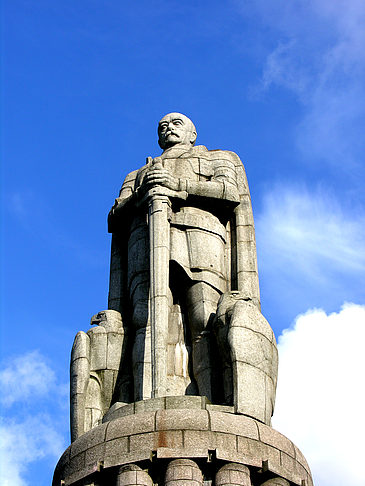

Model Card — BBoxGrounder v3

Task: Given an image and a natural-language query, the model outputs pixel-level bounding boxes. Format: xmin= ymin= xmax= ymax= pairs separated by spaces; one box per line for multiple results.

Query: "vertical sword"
xmin=145 ymin=156 xmax=187 ymax=398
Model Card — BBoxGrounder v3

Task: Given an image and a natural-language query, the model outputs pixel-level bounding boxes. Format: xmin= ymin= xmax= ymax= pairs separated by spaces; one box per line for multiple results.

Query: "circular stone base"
xmin=53 ymin=397 xmax=313 ymax=486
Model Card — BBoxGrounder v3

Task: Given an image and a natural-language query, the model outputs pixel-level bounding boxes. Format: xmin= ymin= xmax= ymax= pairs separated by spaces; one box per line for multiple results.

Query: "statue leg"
xmin=130 ymin=273 xmax=174 ymax=401
xmin=185 ymin=282 xmax=220 ymax=402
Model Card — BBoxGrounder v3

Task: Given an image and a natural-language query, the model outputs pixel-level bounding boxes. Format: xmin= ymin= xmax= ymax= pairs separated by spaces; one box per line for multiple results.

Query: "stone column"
xmin=116 ymin=464 xmax=153 ymax=486
xmin=259 ymin=479 xmax=290 ymax=486
xmin=164 ymin=459 xmax=203 ymax=486
xmin=215 ymin=463 xmax=252 ymax=486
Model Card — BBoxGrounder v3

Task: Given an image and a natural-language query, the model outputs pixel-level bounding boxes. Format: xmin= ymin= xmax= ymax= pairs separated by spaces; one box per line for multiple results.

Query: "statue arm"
xmin=178 ymin=155 xmax=240 ymax=204
xmin=178 ymin=178 xmax=239 ymax=203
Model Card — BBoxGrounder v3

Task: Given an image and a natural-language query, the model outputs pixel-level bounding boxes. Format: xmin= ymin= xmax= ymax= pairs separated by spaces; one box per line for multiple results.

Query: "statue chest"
xmin=163 ymin=157 xmax=214 ymax=181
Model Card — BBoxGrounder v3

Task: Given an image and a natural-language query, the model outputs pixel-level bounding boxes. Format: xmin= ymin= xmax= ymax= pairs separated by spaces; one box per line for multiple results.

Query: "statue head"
xmin=158 ymin=113 xmax=197 ymax=150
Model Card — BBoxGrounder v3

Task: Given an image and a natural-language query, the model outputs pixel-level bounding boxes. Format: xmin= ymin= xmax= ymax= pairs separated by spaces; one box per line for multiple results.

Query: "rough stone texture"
xmin=165 ymin=459 xmax=203 ymax=486
xmin=53 ymin=402 xmax=313 ymax=486
xmin=54 ymin=114 xmax=313 ymax=486
xmin=105 ymin=113 xmax=268 ymax=413
xmin=216 ymin=463 xmax=251 ymax=486
xmin=116 ymin=465 xmax=153 ymax=486
xmin=259 ymin=480 xmax=290 ymax=486
xmin=214 ymin=294 xmax=278 ymax=424
xmin=70 ymin=113 xmax=279 ymax=436
xmin=70 ymin=310 xmax=130 ymax=441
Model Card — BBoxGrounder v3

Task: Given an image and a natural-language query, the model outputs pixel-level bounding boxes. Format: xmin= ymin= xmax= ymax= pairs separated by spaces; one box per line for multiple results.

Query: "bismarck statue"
xmin=55 ymin=114 xmax=313 ymax=486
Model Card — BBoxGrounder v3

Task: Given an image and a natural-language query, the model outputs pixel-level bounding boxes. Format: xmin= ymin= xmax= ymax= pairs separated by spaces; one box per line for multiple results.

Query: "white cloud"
xmin=0 ymin=351 xmax=68 ymax=485
xmin=257 ymin=185 xmax=365 ymax=274
xmin=0 ymin=415 xmax=65 ymax=486
xmin=237 ymin=0 xmax=365 ymax=167
xmin=0 ymin=351 xmax=56 ymax=406
xmin=272 ymin=303 xmax=365 ymax=486
xmin=256 ymin=185 xmax=365 ymax=312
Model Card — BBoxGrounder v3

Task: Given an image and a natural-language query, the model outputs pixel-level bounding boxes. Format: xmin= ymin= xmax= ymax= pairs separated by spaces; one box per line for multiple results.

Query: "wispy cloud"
xmin=0 ymin=351 xmax=68 ymax=486
xmin=0 ymin=415 xmax=65 ymax=486
xmin=237 ymin=0 xmax=365 ymax=168
xmin=272 ymin=303 xmax=365 ymax=486
xmin=256 ymin=184 xmax=365 ymax=313
xmin=257 ymin=185 xmax=365 ymax=275
xmin=0 ymin=351 xmax=56 ymax=406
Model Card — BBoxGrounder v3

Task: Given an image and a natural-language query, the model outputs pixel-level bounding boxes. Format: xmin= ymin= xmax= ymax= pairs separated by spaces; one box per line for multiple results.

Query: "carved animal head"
xmin=215 ymin=291 xmax=251 ymax=327
xmin=90 ymin=309 xmax=123 ymax=331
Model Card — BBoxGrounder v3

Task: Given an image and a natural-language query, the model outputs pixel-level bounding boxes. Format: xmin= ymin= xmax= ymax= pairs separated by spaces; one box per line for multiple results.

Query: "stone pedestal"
xmin=53 ymin=397 xmax=313 ymax=486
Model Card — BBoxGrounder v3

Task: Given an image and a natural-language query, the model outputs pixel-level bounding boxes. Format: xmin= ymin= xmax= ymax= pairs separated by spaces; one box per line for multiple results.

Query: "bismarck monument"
xmin=53 ymin=114 xmax=313 ymax=486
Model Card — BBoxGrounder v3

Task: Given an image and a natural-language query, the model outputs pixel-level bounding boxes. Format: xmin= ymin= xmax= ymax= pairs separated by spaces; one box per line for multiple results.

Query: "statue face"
xmin=158 ymin=113 xmax=197 ymax=150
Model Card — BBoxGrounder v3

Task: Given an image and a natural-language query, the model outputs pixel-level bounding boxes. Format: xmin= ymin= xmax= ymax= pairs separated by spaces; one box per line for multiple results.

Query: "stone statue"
xmin=56 ymin=114 xmax=313 ymax=486
xmin=70 ymin=113 xmax=277 ymax=440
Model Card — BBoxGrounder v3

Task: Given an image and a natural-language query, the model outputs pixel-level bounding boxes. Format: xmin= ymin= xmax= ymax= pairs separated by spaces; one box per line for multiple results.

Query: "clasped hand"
xmin=142 ymin=166 xmax=179 ymax=192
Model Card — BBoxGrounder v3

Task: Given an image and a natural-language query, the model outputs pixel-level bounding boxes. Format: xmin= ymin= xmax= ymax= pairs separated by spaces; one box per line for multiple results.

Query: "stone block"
xmin=85 ymin=443 xmax=105 ymax=466
xmin=70 ymin=423 xmax=107 ymax=457
xmin=183 ymin=430 xmax=237 ymax=451
xmin=116 ymin=466 xmax=153 ymax=486
xmin=104 ymin=449 xmax=152 ymax=469
xmin=129 ymin=430 xmax=183 ymax=451
xmin=104 ymin=436 xmax=129 ymax=465
xmin=68 ymin=452 xmax=85 ymax=476
xmin=237 ymin=437 xmax=280 ymax=465
xmin=134 ymin=397 xmax=165 ymax=413
xmin=280 ymin=451 xmax=299 ymax=474
xmin=156 ymin=409 xmax=209 ymax=431
xmin=106 ymin=411 xmax=155 ymax=440
xmin=206 ymin=404 xmax=234 ymax=414
xmin=103 ymin=402 xmax=135 ymax=422
xmin=294 ymin=444 xmax=310 ymax=471
xmin=209 ymin=412 xmax=258 ymax=439
xmin=257 ymin=424 xmax=295 ymax=458
xmin=260 ymin=479 xmax=290 ymax=486
xmin=216 ymin=463 xmax=251 ymax=486
xmin=165 ymin=459 xmax=203 ymax=486
xmin=165 ymin=395 xmax=206 ymax=410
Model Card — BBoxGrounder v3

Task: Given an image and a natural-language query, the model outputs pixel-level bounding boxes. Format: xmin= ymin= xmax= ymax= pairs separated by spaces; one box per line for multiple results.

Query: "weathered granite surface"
xmin=54 ymin=114 xmax=313 ymax=486
xmin=54 ymin=397 xmax=313 ymax=486
xmin=71 ymin=113 xmax=278 ymax=441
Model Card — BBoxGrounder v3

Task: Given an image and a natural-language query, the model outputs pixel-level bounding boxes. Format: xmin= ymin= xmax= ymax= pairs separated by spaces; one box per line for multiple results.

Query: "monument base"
xmin=53 ymin=397 xmax=313 ymax=486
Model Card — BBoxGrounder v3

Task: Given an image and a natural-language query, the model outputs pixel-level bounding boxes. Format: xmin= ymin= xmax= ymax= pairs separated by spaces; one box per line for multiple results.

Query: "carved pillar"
xmin=165 ymin=459 xmax=203 ymax=486
xmin=215 ymin=463 xmax=251 ymax=486
xmin=116 ymin=464 xmax=153 ymax=486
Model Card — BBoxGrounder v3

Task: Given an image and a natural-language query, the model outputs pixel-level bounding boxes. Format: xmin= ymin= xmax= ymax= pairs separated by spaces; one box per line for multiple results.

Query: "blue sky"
xmin=1 ymin=1 xmax=364 ymax=485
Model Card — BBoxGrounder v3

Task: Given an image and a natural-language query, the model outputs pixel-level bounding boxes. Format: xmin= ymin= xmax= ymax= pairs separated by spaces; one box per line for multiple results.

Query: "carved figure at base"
xmin=214 ymin=291 xmax=278 ymax=424
xmin=70 ymin=309 xmax=131 ymax=441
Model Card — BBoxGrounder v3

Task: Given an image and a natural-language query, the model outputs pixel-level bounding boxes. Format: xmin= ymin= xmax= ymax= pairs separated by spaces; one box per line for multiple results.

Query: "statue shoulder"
xmin=199 ymin=148 xmax=246 ymax=175
xmin=122 ymin=169 xmax=139 ymax=185
xmin=206 ymin=148 xmax=243 ymax=165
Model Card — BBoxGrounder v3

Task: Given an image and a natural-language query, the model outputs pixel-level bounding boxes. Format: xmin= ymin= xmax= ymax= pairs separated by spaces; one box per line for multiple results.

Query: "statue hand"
xmin=143 ymin=167 xmax=179 ymax=191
